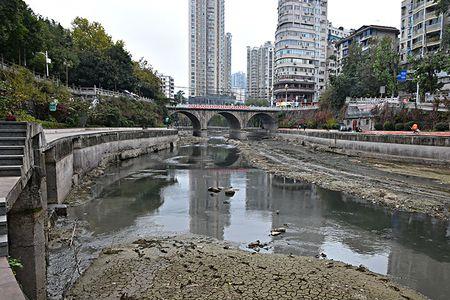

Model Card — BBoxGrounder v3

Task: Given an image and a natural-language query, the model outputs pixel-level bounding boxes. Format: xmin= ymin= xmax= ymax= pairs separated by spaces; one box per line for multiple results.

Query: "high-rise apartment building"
xmin=335 ymin=25 xmax=399 ymax=73
xmin=246 ymin=42 xmax=275 ymax=101
xmin=400 ymin=0 xmax=449 ymax=64
xmin=189 ymin=0 xmax=231 ymax=97
xmin=231 ymin=72 xmax=247 ymax=89
xmin=158 ymin=74 xmax=175 ymax=99
xmin=223 ymin=33 xmax=232 ymax=95
xmin=326 ymin=23 xmax=350 ymax=84
xmin=274 ymin=0 xmax=329 ymax=103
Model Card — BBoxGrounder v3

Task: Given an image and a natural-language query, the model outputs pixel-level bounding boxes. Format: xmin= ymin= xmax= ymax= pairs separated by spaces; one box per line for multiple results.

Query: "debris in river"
xmin=271 ymin=227 xmax=287 ymax=236
xmin=208 ymin=187 xmax=222 ymax=193
xmin=224 ymin=189 xmax=236 ymax=197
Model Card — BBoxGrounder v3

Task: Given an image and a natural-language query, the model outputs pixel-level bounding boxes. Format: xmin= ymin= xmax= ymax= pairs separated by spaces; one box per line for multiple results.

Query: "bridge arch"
xmin=206 ymin=111 xmax=242 ymax=131
xmin=246 ymin=112 xmax=278 ymax=131
xmin=169 ymin=111 xmax=202 ymax=136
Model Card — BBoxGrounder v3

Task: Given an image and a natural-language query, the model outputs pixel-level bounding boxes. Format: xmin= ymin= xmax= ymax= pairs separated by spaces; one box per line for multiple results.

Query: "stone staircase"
xmin=0 ymin=122 xmax=27 ymax=257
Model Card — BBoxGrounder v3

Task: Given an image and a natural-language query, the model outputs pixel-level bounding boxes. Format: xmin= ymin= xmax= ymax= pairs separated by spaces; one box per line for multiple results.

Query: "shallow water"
xmin=51 ymin=137 xmax=450 ymax=300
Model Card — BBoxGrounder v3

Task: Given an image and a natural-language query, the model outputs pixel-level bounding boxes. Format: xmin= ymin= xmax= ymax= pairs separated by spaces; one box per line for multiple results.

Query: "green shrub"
xmin=307 ymin=120 xmax=318 ymax=129
xmin=374 ymin=123 xmax=383 ymax=131
xmin=434 ymin=122 xmax=449 ymax=131
xmin=395 ymin=123 xmax=405 ymax=131
xmin=325 ymin=118 xmax=339 ymax=130
xmin=383 ymin=121 xmax=394 ymax=131
xmin=405 ymin=121 xmax=416 ymax=130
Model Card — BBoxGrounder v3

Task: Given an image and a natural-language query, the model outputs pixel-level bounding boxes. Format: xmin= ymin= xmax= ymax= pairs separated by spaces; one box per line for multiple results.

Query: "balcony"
xmin=426 ymin=22 xmax=441 ymax=33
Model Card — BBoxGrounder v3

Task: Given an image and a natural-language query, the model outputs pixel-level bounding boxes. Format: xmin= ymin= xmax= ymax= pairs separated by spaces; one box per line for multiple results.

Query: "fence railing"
xmin=168 ymin=104 xmax=319 ymax=112
xmin=69 ymin=87 xmax=154 ymax=103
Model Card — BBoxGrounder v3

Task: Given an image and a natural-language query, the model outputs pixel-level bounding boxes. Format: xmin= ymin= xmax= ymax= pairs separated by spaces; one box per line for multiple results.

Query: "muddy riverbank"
xmin=232 ymin=135 xmax=450 ymax=221
xmin=67 ymin=235 xmax=425 ymax=300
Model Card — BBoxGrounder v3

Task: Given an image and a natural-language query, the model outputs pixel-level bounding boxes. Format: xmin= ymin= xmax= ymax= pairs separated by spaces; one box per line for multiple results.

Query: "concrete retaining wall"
xmin=277 ymin=130 xmax=450 ymax=163
xmin=45 ymin=129 xmax=178 ymax=204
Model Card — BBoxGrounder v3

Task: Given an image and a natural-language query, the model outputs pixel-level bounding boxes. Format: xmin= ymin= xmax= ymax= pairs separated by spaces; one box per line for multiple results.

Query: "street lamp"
xmin=285 ymin=84 xmax=288 ymax=102
xmin=38 ymin=51 xmax=51 ymax=77
xmin=63 ymin=60 xmax=72 ymax=87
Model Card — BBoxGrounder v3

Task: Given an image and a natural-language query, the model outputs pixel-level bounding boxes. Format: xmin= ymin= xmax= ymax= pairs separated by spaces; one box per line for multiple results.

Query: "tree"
xmin=245 ymin=99 xmax=269 ymax=107
xmin=371 ymin=37 xmax=399 ymax=96
xmin=71 ymin=17 xmax=113 ymax=53
xmin=410 ymin=52 xmax=448 ymax=97
xmin=133 ymin=59 xmax=164 ymax=99
xmin=0 ymin=0 xmax=43 ymax=65
xmin=174 ymin=90 xmax=186 ymax=104
xmin=435 ymin=0 xmax=449 ymax=16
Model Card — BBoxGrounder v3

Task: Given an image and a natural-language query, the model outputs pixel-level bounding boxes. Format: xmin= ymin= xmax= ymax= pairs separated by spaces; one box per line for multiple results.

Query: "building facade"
xmin=400 ymin=0 xmax=449 ymax=64
xmin=273 ymin=0 xmax=329 ymax=103
xmin=189 ymin=0 xmax=230 ymax=97
xmin=231 ymin=72 xmax=247 ymax=89
xmin=326 ymin=22 xmax=350 ymax=85
xmin=336 ymin=25 xmax=400 ymax=73
xmin=223 ymin=33 xmax=233 ymax=95
xmin=158 ymin=74 xmax=175 ymax=99
xmin=246 ymin=42 xmax=275 ymax=102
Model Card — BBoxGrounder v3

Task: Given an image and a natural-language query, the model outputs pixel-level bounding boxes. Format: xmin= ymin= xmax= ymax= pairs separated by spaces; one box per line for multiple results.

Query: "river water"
xmin=49 ymin=137 xmax=450 ymax=300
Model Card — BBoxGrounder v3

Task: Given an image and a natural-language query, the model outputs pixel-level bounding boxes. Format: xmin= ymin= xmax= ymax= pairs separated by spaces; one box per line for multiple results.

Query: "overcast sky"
xmin=25 ymin=0 xmax=401 ymax=91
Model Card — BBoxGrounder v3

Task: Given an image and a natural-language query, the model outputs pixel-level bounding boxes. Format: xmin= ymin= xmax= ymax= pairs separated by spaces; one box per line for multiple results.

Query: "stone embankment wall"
xmin=44 ymin=129 xmax=178 ymax=204
xmin=278 ymin=130 xmax=450 ymax=163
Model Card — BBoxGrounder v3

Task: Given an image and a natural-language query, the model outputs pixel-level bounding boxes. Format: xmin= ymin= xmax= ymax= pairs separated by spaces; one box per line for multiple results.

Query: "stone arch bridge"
xmin=167 ymin=105 xmax=295 ymax=139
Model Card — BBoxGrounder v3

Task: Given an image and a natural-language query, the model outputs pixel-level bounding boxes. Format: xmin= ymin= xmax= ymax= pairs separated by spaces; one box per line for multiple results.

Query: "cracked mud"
xmin=67 ymin=236 xmax=425 ymax=300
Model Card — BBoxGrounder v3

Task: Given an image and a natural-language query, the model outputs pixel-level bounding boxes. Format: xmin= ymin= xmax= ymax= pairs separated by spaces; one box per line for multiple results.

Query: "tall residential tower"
xmin=246 ymin=42 xmax=275 ymax=102
xmin=400 ymin=0 xmax=449 ymax=64
xmin=189 ymin=0 xmax=231 ymax=97
xmin=274 ymin=0 xmax=329 ymax=103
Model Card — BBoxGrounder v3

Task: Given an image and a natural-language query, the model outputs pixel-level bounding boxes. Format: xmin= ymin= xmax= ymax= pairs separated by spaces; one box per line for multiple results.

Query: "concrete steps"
xmin=0 ymin=215 xmax=6 ymax=235
xmin=0 ymin=123 xmax=27 ymax=258
xmin=0 ymin=155 xmax=24 ymax=166
xmin=0 ymin=234 xmax=7 ymax=257
xmin=0 ymin=197 xmax=7 ymax=256
xmin=0 ymin=121 xmax=27 ymax=130
xmin=0 ymin=129 xmax=27 ymax=138
xmin=0 ymin=146 xmax=25 ymax=156
xmin=0 ymin=137 xmax=26 ymax=146
xmin=0 ymin=165 xmax=22 ymax=177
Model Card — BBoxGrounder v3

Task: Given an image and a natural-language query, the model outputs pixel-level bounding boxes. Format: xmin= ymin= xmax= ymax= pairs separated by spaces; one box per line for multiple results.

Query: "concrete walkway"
xmin=0 ymin=257 xmax=26 ymax=300
xmin=43 ymin=127 xmax=145 ymax=143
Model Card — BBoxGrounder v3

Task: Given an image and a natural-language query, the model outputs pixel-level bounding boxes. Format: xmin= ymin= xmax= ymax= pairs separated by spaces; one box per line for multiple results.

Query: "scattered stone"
xmin=356 ymin=265 xmax=368 ymax=272
xmin=102 ymin=248 xmax=123 ymax=255
xmin=224 ymin=189 xmax=236 ymax=197
xmin=208 ymin=187 xmax=221 ymax=193
xmin=248 ymin=240 xmax=261 ymax=249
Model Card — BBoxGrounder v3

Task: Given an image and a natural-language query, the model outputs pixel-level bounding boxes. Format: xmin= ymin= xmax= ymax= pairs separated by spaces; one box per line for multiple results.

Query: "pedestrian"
xmin=411 ymin=123 xmax=420 ymax=134
xmin=5 ymin=111 xmax=16 ymax=122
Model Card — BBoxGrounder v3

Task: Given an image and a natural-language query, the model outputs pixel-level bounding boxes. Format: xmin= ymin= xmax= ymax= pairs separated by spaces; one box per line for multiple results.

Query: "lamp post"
xmin=38 ymin=51 xmax=51 ymax=77
xmin=285 ymin=84 xmax=288 ymax=102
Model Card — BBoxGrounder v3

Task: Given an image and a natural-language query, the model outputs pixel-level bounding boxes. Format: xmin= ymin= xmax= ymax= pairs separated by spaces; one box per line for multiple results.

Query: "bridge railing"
xmin=167 ymin=104 xmax=319 ymax=111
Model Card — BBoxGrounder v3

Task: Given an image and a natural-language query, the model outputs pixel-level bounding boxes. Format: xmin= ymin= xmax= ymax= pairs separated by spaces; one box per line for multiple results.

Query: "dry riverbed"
xmin=55 ymin=133 xmax=447 ymax=299
xmin=67 ymin=236 xmax=425 ymax=300
xmin=232 ymin=136 xmax=450 ymax=220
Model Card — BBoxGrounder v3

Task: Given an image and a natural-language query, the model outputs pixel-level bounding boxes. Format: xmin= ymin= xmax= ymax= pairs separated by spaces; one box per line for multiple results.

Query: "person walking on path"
xmin=411 ymin=123 xmax=420 ymax=134
xmin=5 ymin=111 xmax=16 ymax=121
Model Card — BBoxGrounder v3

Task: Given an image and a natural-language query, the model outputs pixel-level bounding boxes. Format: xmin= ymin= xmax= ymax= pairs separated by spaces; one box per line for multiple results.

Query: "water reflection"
xmin=68 ymin=142 xmax=450 ymax=300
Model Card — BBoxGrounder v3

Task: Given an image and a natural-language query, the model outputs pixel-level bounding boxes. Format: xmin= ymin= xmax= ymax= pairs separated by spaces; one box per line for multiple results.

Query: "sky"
xmin=25 ymin=0 xmax=402 ymax=91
